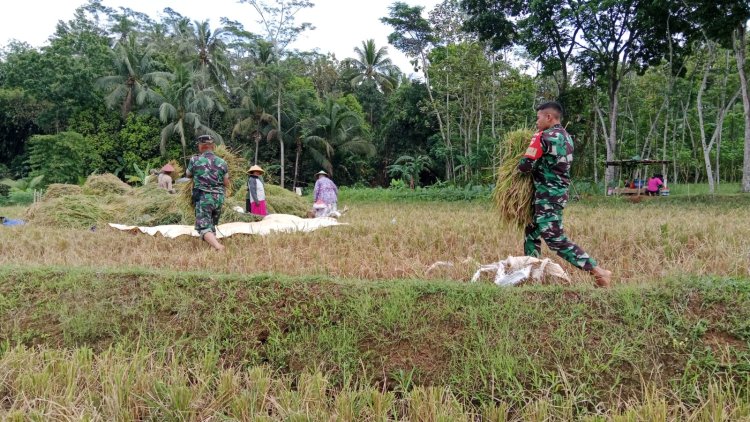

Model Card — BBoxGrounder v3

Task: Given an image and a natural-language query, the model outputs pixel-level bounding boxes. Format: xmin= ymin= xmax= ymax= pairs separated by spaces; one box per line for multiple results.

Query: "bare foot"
xmin=203 ymin=232 xmax=225 ymax=251
xmin=590 ymin=266 xmax=612 ymax=288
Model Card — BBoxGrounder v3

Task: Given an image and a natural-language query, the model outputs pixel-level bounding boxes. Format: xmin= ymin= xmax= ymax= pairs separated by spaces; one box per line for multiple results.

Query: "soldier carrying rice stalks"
xmin=186 ymin=134 xmax=230 ymax=251
xmin=518 ymin=101 xmax=612 ymax=287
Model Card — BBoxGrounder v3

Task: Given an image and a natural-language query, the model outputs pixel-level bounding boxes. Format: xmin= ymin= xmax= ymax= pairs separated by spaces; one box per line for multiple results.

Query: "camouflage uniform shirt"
xmin=187 ymin=151 xmax=228 ymax=194
xmin=517 ymin=124 xmax=574 ymax=207
xmin=187 ymin=151 xmax=228 ymax=237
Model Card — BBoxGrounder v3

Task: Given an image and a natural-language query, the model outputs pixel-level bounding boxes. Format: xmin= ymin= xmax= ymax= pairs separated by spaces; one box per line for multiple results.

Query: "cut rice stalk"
xmin=493 ymin=129 xmax=535 ymax=230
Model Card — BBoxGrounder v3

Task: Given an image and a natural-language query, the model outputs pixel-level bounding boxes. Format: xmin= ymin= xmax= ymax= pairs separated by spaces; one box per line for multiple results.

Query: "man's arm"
xmin=223 ymin=174 xmax=230 ymax=189
xmin=517 ymin=131 xmax=543 ymax=173
xmin=185 ymin=157 xmax=194 ymax=177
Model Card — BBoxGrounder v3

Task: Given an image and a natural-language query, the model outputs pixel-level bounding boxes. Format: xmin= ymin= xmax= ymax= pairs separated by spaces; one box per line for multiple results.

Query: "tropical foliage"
xmin=0 ymin=0 xmax=748 ymax=193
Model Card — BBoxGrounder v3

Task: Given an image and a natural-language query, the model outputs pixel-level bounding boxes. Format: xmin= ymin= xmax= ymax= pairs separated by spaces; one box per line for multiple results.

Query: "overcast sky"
xmin=0 ymin=0 xmax=442 ymax=77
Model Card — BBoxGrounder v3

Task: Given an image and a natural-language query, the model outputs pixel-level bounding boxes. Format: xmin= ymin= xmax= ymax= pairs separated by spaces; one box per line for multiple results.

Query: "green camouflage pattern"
xmin=518 ymin=125 xmax=596 ymax=271
xmin=524 ymin=204 xmax=597 ymax=271
xmin=187 ymin=151 xmax=228 ymax=237
xmin=194 ymin=191 xmax=224 ymax=237
xmin=517 ymin=124 xmax=574 ymax=206
xmin=187 ymin=151 xmax=228 ymax=194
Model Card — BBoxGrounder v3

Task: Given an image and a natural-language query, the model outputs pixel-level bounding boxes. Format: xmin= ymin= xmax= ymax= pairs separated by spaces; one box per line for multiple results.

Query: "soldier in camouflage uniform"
xmin=186 ymin=134 xmax=230 ymax=251
xmin=517 ymin=102 xmax=612 ymax=287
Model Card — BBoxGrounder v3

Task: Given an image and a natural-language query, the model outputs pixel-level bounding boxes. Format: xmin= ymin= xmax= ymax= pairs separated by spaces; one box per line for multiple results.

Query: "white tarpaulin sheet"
xmin=109 ymin=214 xmax=344 ymax=239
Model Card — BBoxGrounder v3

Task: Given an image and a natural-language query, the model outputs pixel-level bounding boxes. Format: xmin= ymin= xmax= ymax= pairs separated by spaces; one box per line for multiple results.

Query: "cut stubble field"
xmin=1 ymin=196 xmax=749 ymax=284
xmin=2 ymin=195 xmax=750 ymax=420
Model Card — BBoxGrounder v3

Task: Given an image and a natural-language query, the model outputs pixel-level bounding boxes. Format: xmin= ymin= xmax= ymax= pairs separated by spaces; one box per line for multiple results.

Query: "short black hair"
xmin=536 ymin=101 xmax=564 ymax=117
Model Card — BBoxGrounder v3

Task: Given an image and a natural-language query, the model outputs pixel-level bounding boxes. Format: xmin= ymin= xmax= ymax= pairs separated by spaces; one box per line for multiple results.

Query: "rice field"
xmin=1 ymin=195 xmax=749 ymax=284
xmin=1 ymin=191 xmax=750 ymax=420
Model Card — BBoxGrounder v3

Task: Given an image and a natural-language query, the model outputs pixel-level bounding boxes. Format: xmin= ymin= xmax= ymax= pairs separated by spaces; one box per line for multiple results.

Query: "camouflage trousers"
xmin=524 ymin=204 xmax=597 ymax=271
xmin=194 ymin=191 xmax=224 ymax=238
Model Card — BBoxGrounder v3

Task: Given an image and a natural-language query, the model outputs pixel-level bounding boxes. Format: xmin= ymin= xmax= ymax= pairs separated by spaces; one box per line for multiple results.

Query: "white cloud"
xmin=1 ymin=0 xmax=442 ymax=75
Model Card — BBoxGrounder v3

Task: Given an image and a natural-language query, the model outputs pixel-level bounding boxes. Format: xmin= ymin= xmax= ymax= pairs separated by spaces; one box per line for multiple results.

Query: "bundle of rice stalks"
xmin=122 ymin=185 xmax=194 ymax=226
xmin=214 ymin=145 xmax=249 ymax=197
xmin=493 ymin=129 xmax=535 ymax=229
xmin=82 ymin=174 xmax=132 ymax=196
xmin=264 ymin=185 xmax=309 ymax=217
xmin=43 ymin=184 xmax=83 ymax=200
xmin=25 ymin=195 xmax=116 ymax=228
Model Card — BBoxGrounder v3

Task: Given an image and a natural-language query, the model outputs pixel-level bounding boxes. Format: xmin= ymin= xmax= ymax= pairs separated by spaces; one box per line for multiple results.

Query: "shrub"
xmin=26 ymin=132 xmax=101 ymax=185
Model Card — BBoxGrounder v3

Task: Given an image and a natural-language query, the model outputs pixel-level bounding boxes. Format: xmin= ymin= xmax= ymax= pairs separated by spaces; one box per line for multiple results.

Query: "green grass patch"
xmin=338 ymin=185 xmax=493 ymax=202
xmin=1 ymin=266 xmax=749 ymax=416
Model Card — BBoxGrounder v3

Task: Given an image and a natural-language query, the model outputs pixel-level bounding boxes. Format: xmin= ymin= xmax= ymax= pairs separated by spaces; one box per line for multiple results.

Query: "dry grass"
xmin=1 ymin=346 xmax=748 ymax=421
xmin=2 ymin=200 xmax=749 ymax=285
xmin=493 ymin=129 xmax=534 ymax=229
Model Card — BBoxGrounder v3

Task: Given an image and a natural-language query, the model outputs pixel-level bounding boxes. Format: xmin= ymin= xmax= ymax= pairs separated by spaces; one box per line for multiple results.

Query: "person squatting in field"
xmin=186 ymin=134 xmax=230 ymax=251
xmin=517 ymin=101 xmax=612 ymax=287
xmin=157 ymin=163 xmax=176 ymax=194
xmin=313 ymin=170 xmax=339 ymax=218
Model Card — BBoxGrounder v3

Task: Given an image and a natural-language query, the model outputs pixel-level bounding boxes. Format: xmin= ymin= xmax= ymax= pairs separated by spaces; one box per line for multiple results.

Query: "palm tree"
xmin=306 ymin=98 xmax=376 ymax=176
xmin=96 ymin=35 xmax=171 ymax=117
xmin=155 ymin=65 xmax=224 ymax=165
xmin=289 ymin=115 xmax=325 ymax=190
xmin=231 ymin=83 xmax=277 ymax=164
xmin=178 ymin=20 xmax=231 ymax=89
xmin=348 ymin=39 xmax=398 ymax=93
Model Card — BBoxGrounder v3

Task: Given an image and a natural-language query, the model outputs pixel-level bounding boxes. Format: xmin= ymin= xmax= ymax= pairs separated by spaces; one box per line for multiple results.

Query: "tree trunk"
xmin=604 ymin=82 xmax=620 ymax=188
xmin=490 ymin=55 xmax=497 ymax=141
xmin=277 ymin=86 xmax=285 ymax=188
xmin=421 ymin=50 xmax=452 ymax=181
xmin=593 ymin=108 xmax=598 ymax=185
xmin=254 ymin=135 xmax=260 ymax=165
xmin=734 ymin=25 xmax=750 ymax=192
xmin=293 ymin=137 xmax=301 ymax=190
xmin=697 ymin=46 xmax=716 ymax=193
xmin=698 ymin=43 xmax=742 ymax=194
xmin=594 ymin=98 xmax=611 ymax=182
xmin=445 ymin=72 xmax=451 ymax=178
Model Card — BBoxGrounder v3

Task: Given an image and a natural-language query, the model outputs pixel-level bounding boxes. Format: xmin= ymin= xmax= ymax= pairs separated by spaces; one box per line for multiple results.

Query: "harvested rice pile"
xmin=25 ymin=195 xmax=118 ymax=228
xmin=27 ymin=171 xmax=309 ymax=229
xmin=82 ymin=174 xmax=132 ymax=196
xmin=43 ymin=184 xmax=83 ymax=200
xmin=265 ymin=185 xmax=309 ymax=215
xmin=493 ymin=129 xmax=535 ymax=229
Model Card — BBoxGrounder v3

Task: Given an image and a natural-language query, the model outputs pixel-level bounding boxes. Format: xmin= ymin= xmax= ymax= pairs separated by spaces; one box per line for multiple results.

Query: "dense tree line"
xmin=0 ymin=0 xmax=748 ymax=193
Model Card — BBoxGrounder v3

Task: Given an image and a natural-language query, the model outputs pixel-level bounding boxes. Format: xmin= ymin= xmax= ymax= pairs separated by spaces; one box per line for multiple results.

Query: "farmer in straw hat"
xmin=312 ymin=170 xmax=339 ymax=218
xmin=517 ymin=101 xmax=612 ymax=287
xmin=246 ymin=164 xmax=267 ymax=216
xmin=157 ymin=163 xmax=176 ymax=194
xmin=186 ymin=134 xmax=229 ymax=251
